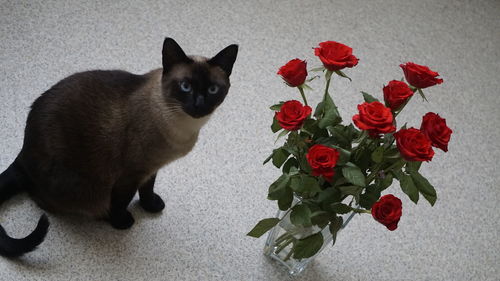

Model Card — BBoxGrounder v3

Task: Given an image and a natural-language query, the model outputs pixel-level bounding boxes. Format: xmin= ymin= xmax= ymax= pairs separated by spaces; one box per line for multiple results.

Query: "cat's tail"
xmin=0 ymin=162 xmax=49 ymax=258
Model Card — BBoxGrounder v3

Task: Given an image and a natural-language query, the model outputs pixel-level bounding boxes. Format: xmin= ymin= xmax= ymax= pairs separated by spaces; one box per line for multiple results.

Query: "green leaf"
xmin=302 ymin=83 xmax=314 ymax=91
xmin=290 ymin=175 xmax=321 ymax=194
xmin=342 ymin=165 xmax=366 ymax=187
xmin=247 ymin=218 xmax=279 ymax=238
xmin=272 ymin=148 xmax=290 ymax=168
xmin=383 ymin=145 xmax=399 ymax=159
xmin=310 ymin=211 xmax=329 ymax=227
xmin=290 ymin=204 xmax=312 ymax=227
xmin=306 ymin=76 xmax=320 ymax=82
xmin=377 ymin=172 xmax=394 ymax=191
xmin=302 ymin=175 xmax=322 ymax=194
xmin=329 ymin=216 xmax=343 ymax=235
xmin=371 ymin=146 xmax=384 ymax=163
xmin=387 ymin=159 xmax=406 ymax=172
xmin=333 ymin=177 xmax=348 ymax=187
xmin=327 ymin=126 xmax=349 ymax=147
xmin=361 ymin=91 xmax=379 ymax=103
xmin=289 ymin=176 xmax=302 ymax=192
xmin=282 ymin=157 xmax=298 ymax=173
xmin=278 ymin=186 xmax=294 ymax=211
xmin=417 ymin=88 xmax=429 ymax=102
xmin=317 ymin=187 xmax=341 ymax=209
xmin=359 ymin=185 xmax=381 ymax=209
xmin=297 ymin=154 xmax=312 ymax=173
xmin=382 ymin=133 xmax=395 ymax=146
xmin=406 ymin=161 xmax=422 ymax=172
xmin=328 ymin=216 xmax=343 ymax=246
xmin=334 ymin=70 xmax=352 ymax=81
xmin=302 ymin=118 xmax=318 ymax=133
xmin=397 ymin=172 xmax=419 ymax=204
xmin=267 ymin=174 xmax=290 ymax=200
xmin=263 ymin=151 xmax=273 ymax=165
xmin=409 ymin=171 xmax=437 ymax=206
xmin=318 ymin=94 xmax=342 ymax=129
xmin=338 ymin=185 xmax=363 ymax=203
xmin=314 ymin=100 xmax=325 ymax=119
xmin=270 ymin=102 xmax=284 ymax=111
xmin=274 ymin=129 xmax=289 ymax=144
xmin=271 ymin=117 xmax=282 ymax=133
xmin=293 ymin=232 xmax=324 ymax=259
xmin=332 ymin=145 xmax=351 ymax=166
xmin=328 ymin=124 xmax=359 ymax=149
xmin=346 ymin=124 xmax=361 ymax=140
xmin=288 ymin=166 xmax=299 ymax=175
xmin=330 ymin=203 xmax=352 ymax=214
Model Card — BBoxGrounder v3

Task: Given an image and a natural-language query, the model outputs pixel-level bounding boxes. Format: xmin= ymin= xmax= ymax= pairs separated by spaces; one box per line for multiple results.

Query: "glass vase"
xmin=263 ymin=197 xmax=356 ymax=276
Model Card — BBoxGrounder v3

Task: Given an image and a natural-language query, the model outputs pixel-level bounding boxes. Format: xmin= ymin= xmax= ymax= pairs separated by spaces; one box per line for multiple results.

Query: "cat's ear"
xmin=162 ymin=38 xmax=191 ymax=73
xmin=209 ymin=44 xmax=238 ymax=77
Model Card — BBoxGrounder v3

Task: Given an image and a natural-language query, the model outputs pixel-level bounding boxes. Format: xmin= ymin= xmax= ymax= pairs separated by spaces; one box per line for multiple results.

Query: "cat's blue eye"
xmin=180 ymin=81 xmax=192 ymax=93
xmin=208 ymin=84 xmax=219 ymax=95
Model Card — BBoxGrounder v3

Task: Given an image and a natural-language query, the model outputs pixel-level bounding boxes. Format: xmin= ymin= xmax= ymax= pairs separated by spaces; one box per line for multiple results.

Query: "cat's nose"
xmin=195 ymin=95 xmax=205 ymax=108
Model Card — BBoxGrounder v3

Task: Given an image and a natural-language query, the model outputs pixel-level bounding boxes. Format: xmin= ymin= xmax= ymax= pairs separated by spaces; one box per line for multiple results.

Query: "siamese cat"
xmin=0 ymin=38 xmax=238 ymax=257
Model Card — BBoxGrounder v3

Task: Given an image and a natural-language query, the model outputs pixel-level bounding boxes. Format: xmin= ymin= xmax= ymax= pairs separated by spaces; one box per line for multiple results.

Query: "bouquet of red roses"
xmin=248 ymin=41 xmax=452 ymax=262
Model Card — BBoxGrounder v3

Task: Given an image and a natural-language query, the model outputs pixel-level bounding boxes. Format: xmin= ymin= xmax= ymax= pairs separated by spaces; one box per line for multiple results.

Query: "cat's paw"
xmin=109 ymin=210 xmax=135 ymax=230
xmin=140 ymin=193 xmax=165 ymax=213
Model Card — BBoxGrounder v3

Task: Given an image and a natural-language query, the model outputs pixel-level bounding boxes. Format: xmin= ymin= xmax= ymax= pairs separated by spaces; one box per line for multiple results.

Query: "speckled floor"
xmin=0 ymin=0 xmax=499 ymax=280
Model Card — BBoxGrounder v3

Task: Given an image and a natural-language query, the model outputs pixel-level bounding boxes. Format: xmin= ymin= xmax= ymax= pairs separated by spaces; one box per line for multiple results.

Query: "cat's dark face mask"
xmin=161 ymin=38 xmax=238 ymax=119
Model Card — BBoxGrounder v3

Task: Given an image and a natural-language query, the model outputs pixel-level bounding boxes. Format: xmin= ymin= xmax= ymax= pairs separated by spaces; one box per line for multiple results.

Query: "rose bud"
xmin=394 ymin=128 xmax=435 ymax=162
xmin=371 ymin=194 xmax=403 ymax=231
xmin=420 ymin=112 xmax=452 ymax=152
xmin=383 ymin=80 xmax=414 ymax=111
xmin=314 ymin=41 xmax=359 ymax=71
xmin=275 ymin=100 xmax=312 ymax=131
xmin=306 ymin=144 xmax=340 ymax=182
xmin=352 ymin=102 xmax=396 ymax=137
xmin=400 ymin=62 xmax=443 ymax=89
xmin=277 ymin=59 xmax=308 ymax=87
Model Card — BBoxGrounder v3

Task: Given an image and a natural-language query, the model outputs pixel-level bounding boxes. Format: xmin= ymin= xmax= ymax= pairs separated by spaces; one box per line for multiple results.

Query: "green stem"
xmin=364 ymin=137 xmax=376 ymax=150
xmin=354 ymin=131 xmax=373 ymax=161
xmin=324 ymin=71 xmax=332 ymax=97
xmin=357 ymin=133 xmax=369 ymax=147
xmin=275 ymin=232 xmax=292 ymax=244
xmin=366 ymin=158 xmax=406 ymax=184
xmin=275 ymin=237 xmax=294 ymax=254
xmin=366 ymin=163 xmax=382 ymax=183
xmin=284 ymin=245 xmax=295 ymax=261
xmin=393 ymin=91 xmax=415 ymax=118
xmin=385 ymin=158 xmax=406 ymax=172
xmin=298 ymin=86 xmax=308 ymax=106
xmin=352 ymin=208 xmax=371 ymax=214
xmin=383 ymin=133 xmax=396 ymax=149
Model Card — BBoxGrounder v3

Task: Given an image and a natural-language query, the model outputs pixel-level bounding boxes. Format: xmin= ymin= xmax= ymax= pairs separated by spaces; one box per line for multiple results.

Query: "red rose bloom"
xmin=420 ymin=112 xmax=453 ymax=152
xmin=383 ymin=80 xmax=414 ymax=111
xmin=400 ymin=62 xmax=443 ymax=89
xmin=394 ymin=128 xmax=435 ymax=162
xmin=275 ymin=100 xmax=312 ymax=131
xmin=371 ymin=194 xmax=402 ymax=231
xmin=306 ymin=144 xmax=339 ymax=182
xmin=352 ymin=102 xmax=396 ymax=137
xmin=277 ymin=59 xmax=308 ymax=87
xmin=314 ymin=41 xmax=359 ymax=71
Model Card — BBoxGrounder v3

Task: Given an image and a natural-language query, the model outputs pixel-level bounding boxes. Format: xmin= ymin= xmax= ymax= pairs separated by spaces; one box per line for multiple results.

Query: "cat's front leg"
xmin=138 ymin=173 xmax=165 ymax=213
xmin=108 ymin=178 xmax=138 ymax=229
